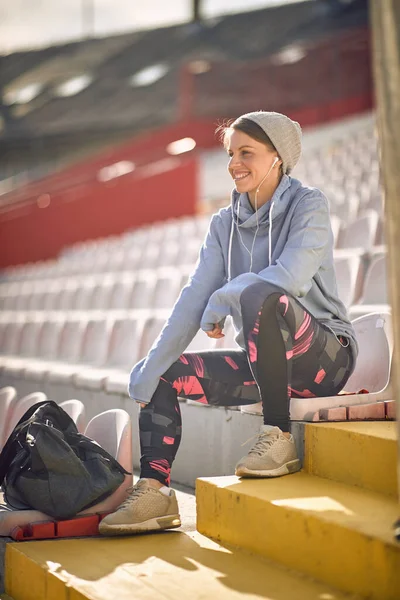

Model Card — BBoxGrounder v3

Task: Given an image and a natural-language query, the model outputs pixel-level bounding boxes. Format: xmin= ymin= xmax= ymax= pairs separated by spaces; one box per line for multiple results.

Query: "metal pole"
xmin=369 ymin=0 xmax=400 ymax=540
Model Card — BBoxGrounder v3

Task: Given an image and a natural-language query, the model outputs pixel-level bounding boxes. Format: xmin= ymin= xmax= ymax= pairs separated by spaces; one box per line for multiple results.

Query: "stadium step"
xmin=196 ymin=472 xmax=400 ymax=600
xmin=303 ymin=421 xmax=398 ymax=497
xmin=4 ymin=529 xmax=356 ymax=600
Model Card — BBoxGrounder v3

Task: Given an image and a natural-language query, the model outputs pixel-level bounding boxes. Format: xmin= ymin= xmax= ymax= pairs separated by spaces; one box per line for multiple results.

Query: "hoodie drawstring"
xmin=227 ymin=197 xmax=275 ymax=283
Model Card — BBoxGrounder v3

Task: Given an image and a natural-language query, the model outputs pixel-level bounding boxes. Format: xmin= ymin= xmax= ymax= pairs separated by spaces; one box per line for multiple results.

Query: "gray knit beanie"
xmin=233 ymin=111 xmax=302 ymax=174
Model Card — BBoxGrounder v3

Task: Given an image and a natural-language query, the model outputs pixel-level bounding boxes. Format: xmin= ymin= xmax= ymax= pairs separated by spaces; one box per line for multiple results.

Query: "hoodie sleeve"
xmin=200 ymin=191 xmax=330 ymax=329
xmin=128 ymin=213 xmax=227 ymax=403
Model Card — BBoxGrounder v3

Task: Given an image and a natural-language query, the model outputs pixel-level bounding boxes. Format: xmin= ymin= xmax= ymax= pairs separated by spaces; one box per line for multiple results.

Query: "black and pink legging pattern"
xmin=139 ymin=281 xmax=354 ymax=486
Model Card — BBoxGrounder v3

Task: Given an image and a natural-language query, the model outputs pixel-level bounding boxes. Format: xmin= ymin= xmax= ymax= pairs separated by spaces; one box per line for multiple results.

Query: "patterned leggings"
xmin=139 ymin=281 xmax=354 ymax=485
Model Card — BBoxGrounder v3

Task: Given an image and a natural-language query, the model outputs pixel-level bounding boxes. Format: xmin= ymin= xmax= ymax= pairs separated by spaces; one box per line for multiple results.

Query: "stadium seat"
xmin=23 ymin=315 xmax=87 ymax=390
xmin=90 ymin=276 xmax=116 ymax=311
xmin=46 ymin=315 xmax=113 ymax=385
xmin=0 ymin=319 xmax=25 ymax=370
xmin=82 ymin=409 xmax=133 ymax=514
xmin=349 ymin=255 xmax=389 ymax=318
xmin=74 ymin=313 xmax=146 ymax=391
xmin=0 ymin=386 xmax=17 ymax=449
xmin=71 ymin=278 xmax=97 ymax=311
xmin=151 ymin=268 xmax=184 ymax=309
xmin=105 ymin=311 xmax=169 ymax=395
xmin=290 ymin=312 xmax=393 ymax=421
xmin=108 ymin=275 xmax=136 ymax=310
xmin=338 ymin=210 xmax=380 ymax=251
xmin=334 ymin=254 xmax=365 ymax=307
xmin=1 ymin=317 xmax=44 ymax=379
xmin=4 ymin=392 xmax=47 ymax=443
xmin=59 ymin=399 xmax=86 ymax=433
xmin=21 ymin=316 xmax=66 ymax=383
xmin=130 ymin=270 xmax=157 ymax=309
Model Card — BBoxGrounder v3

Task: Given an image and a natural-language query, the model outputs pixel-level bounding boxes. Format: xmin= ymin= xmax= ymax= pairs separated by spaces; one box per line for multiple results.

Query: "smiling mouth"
xmin=233 ymin=173 xmax=250 ymax=181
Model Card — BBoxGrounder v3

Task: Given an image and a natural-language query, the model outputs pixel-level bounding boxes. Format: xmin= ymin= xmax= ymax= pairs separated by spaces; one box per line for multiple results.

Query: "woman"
xmin=99 ymin=111 xmax=358 ymax=536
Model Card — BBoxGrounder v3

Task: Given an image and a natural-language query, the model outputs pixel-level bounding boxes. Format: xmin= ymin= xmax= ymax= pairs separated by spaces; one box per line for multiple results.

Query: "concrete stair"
xmin=4 ymin=529 xmax=360 ymax=600
xmin=304 ymin=421 xmax=398 ymax=497
xmin=196 ymin=421 xmax=400 ymax=600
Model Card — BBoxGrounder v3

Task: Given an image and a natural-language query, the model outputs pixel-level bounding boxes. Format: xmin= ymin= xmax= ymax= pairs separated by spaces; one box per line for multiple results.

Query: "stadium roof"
xmin=0 ymin=0 xmax=368 ymax=145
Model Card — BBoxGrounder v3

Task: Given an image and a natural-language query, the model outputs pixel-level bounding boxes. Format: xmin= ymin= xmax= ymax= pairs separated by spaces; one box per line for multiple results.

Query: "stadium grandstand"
xmin=0 ymin=0 xmax=399 ymax=599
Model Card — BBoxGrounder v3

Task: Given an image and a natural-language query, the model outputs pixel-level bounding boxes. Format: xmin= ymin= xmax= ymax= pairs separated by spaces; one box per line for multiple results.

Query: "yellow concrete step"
xmin=196 ymin=473 xmax=400 ymax=600
xmin=303 ymin=421 xmax=398 ymax=497
xmin=4 ymin=530 xmax=357 ymax=600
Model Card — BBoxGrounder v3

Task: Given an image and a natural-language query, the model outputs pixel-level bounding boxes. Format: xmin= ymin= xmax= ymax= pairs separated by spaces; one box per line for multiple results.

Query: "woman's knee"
xmin=239 ymin=281 xmax=287 ymax=318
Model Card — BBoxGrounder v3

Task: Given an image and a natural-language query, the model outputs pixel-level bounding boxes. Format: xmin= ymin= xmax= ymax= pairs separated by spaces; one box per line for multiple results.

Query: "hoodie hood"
xmin=231 ymin=173 xmax=293 ymax=229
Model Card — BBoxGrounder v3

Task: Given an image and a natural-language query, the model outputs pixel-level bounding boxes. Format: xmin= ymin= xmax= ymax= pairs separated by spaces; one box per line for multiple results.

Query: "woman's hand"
xmin=205 ymin=323 xmax=225 ymax=339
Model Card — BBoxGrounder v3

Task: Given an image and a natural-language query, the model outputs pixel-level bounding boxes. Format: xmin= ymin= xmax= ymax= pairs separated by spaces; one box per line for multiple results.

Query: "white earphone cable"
xmin=235 ymin=157 xmax=278 ymax=272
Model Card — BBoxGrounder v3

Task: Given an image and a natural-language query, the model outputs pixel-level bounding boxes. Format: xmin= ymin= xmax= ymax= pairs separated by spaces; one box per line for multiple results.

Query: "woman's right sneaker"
xmin=98 ymin=478 xmax=181 ymax=536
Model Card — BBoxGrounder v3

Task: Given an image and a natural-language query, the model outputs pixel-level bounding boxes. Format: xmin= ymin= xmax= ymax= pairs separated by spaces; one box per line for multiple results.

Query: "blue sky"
xmin=0 ymin=0 xmax=308 ymax=54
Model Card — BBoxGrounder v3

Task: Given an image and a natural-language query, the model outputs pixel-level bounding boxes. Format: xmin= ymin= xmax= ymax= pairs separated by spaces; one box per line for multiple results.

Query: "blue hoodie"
xmin=129 ymin=174 xmax=358 ymax=403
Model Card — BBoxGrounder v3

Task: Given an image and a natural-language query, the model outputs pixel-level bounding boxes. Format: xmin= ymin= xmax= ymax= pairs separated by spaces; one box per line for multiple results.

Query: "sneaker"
xmin=235 ymin=425 xmax=301 ymax=478
xmin=98 ymin=478 xmax=181 ymax=536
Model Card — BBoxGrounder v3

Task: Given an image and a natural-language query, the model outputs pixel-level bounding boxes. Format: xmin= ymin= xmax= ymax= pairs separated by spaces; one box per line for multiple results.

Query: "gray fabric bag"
xmin=0 ymin=400 xmax=129 ymax=520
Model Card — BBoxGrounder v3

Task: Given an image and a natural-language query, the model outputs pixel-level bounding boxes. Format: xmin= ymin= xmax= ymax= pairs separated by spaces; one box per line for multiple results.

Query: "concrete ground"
xmin=0 ymin=477 xmax=196 ymax=594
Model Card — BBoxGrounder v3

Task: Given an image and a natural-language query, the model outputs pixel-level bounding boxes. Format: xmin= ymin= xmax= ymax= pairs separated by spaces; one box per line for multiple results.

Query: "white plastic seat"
xmin=27 ymin=283 xmax=50 ymax=311
xmin=81 ymin=409 xmax=133 ymax=514
xmin=338 ymin=210 xmax=380 ymax=251
xmin=108 ymin=276 xmax=135 ymax=310
xmin=130 ymin=271 xmax=157 ymax=309
xmin=104 ymin=312 xmax=167 ymax=395
xmin=22 ymin=316 xmax=66 ymax=382
xmin=59 ymin=399 xmax=86 ymax=433
xmin=47 ymin=316 xmax=112 ymax=384
xmin=42 ymin=280 xmax=65 ymax=311
xmin=175 ymin=238 xmax=201 ymax=267
xmin=151 ymin=268 xmax=183 ymax=309
xmin=140 ymin=244 xmax=161 ymax=269
xmin=0 ymin=282 xmax=22 ymax=311
xmin=56 ymin=279 xmax=79 ymax=310
xmin=0 ymin=319 xmax=25 ymax=366
xmin=1 ymin=317 xmax=44 ymax=378
xmin=0 ymin=386 xmax=17 ymax=449
xmin=139 ymin=311 xmax=169 ymax=357
xmin=71 ymin=278 xmax=97 ymax=311
xmin=349 ymin=255 xmax=389 ymax=318
xmin=75 ymin=313 xmax=146 ymax=391
xmin=34 ymin=316 xmax=88 ymax=383
xmin=334 ymin=255 xmax=364 ymax=307
xmin=156 ymin=242 xmax=180 ymax=268
xmin=290 ymin=312 xmax=393 ymax=420
xmin=90 ymin=276 xmax=116 ymax=311
xmin=4 ymin=391 xmax=47 ymax=443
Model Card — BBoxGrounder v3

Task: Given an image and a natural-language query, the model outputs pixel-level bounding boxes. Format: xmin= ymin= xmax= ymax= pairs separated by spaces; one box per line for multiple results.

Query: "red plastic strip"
xmin=10 ymin=512 xmax=113 ymax=541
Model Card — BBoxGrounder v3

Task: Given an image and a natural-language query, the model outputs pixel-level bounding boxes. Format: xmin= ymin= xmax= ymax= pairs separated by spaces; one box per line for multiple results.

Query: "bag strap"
xmin=67 ymin=433 xmax=131 ymax=475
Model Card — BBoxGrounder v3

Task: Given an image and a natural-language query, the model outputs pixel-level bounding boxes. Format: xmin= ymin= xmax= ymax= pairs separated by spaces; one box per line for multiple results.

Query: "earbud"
xmin=256 ymin=157 xmax=280 ymax=193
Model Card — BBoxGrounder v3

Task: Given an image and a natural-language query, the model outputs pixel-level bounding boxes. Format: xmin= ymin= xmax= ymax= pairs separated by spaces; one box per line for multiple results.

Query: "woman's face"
xmin=226 ymin=129 xmax=279 ymax=194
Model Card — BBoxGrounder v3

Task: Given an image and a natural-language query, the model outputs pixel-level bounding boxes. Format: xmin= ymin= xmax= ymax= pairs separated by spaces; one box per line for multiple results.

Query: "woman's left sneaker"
xmin=235 ymin=425 xmax=301 ymax=477
xmin=99 ymin=478 xmax=181 ymax=536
